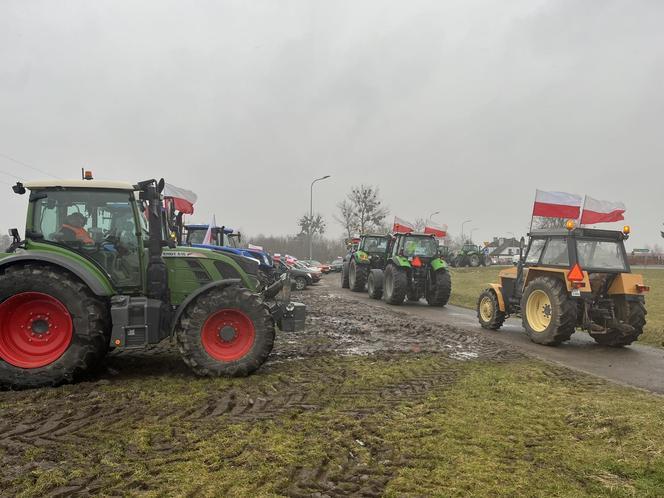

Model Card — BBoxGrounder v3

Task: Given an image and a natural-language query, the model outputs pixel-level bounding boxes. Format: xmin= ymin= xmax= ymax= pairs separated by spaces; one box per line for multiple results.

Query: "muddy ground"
xmin=1 ymin=285 xmax=525 ymax=496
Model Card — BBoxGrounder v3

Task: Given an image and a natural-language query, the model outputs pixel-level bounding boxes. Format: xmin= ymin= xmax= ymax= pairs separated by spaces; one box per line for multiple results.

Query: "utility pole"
xmin=309 ymin=175 xmax=331 ymax=259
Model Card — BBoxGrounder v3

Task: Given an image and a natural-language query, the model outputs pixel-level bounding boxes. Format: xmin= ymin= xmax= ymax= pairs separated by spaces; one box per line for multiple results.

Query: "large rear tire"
xmin=521 ymin=277 xmax=576 ymax=345
xmin=469 ymin=254 xmax=480 ymax=267
xmin=176 ymin=285 xmax=274 ymax=377
xmin=426 ymin=269 xmax=452 ymax=307
xmin=590 ymin=299 xmax=646 ymax=347
xmin=349 ymin=260 xmax=368 ymax=292
xmin=0 ymin=264 xmax=109 ymax=389
xmin=367 ymin=269 xmax=384 ymax=300
xmin=383 ymin=265 xmax=407 ymax=305
xmin=477 ymin=289 xmax=506 ymax=330
xmin=341 ymin=262 xmax=350 ymax=289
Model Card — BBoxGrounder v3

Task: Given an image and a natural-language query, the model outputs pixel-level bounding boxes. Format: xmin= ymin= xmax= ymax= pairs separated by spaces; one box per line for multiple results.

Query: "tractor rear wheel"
xmin=469 ymin=254 xmax=480 ymax=267
xmin=477 ymin=289 xmax=506 ymax=330
xmin=0 ymin=264 xmax=109 ymax=389
xmin=426 ymin=269 xmax=452 ymax=307
xmin=521 ymin=277 xmax=576 ymax=345
xmin=176 ymin=285 xmax=274 ymax=377
xmin=349 ymin=260 xmax=368 ymax=292
xmin=383 ymin=265 xmax=407 ymax=305
xmin=341 ymin=262 xmax=350 ymax=288
xmin=367 ymin=269 xmax=384 ymax=300
xmin=590 ymin=298 xmax=646 ymax=347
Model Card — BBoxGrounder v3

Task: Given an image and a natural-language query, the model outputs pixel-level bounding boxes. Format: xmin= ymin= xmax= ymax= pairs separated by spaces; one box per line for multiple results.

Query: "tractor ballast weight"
xmin=0 ymin=178 xmax=304 ymax=389
xmin=367 ymin=232 xmax=452 ymax=306
xmin=477 ymin=226 xmax=648 ymax=347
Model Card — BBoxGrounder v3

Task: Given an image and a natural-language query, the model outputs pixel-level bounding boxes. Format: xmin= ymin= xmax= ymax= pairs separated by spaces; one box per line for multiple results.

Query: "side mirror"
xmin=157 ymin=178 xmax=165 ymax=193
xmin=237 ymin=232 xmax=242 ymax=243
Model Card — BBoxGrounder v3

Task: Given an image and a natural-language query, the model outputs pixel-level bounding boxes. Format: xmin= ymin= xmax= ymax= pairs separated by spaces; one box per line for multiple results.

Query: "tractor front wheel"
xmin=477 ymin=289 xmax=506 ymax=330
xmin=367 ymin=269 xmax=384 ymax=300
xmin=176 ymin=285 xmax=274 ymax=377
xmin=349 ymin=260 xmax=368 ymax=292
xmin=520 ymin=277 xmax=576 ymax=345
xmin=0 ymin=264 xmax=109 ymax=389
xmin=383 ymin=265 xmax=407 ymax=305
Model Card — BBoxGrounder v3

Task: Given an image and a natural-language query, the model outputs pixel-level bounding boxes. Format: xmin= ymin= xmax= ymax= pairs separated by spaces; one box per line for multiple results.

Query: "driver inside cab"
xmin=59 ymin=212 xmax=94 ymax=245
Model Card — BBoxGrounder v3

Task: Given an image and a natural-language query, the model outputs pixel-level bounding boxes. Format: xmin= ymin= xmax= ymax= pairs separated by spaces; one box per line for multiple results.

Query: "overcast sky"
xmin=1 ymin=0 xmax=662 ymax=249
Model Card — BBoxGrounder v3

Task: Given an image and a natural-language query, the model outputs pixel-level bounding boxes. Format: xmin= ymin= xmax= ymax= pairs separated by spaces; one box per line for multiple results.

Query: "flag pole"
xmin=578 ymin=195 xmax=587 ymax=227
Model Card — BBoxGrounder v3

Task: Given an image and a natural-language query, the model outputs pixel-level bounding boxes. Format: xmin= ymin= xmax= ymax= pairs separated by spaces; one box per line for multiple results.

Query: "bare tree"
xmin=533 ymin=217 xmax=568 ymax=229
xmin=334 ymin=200 xmax=357 ymax=239
xmin=298 ymin=213 xmax=326 ymax=237
xmin=338 ymin=185 xmax=389 ymax=235
xmin=413 ymin=218 xmax=427 ymax=232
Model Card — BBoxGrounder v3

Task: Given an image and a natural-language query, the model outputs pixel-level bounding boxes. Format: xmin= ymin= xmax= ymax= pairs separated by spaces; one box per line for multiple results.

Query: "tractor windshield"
xmin=31 ymin=189 xmax=142 ymax=288
xmin=403 ymin=236 xmax=438 ymax=258
xmin=361 ymin=236 xmax=388 ymax=253
xmin=188 ymin=229 xmax=207 ymax=245
xmin=576 ymin=239 xmax=627 ymax=271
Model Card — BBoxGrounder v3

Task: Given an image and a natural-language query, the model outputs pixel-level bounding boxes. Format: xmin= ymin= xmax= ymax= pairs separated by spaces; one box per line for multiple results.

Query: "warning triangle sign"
xmin=567 ymin=263 xmax=584 ymax=282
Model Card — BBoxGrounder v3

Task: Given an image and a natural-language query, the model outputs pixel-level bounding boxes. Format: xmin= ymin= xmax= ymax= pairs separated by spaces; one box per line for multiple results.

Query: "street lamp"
xmin=428 ymin=211 xmax=440 ymax=223
xmin=461 ymin=219 xmax=472 ymax=242
xmin=309 ymin=175 xmax=331 ymax=259
xmin=470 ymin=228 xmax=479 ymax=242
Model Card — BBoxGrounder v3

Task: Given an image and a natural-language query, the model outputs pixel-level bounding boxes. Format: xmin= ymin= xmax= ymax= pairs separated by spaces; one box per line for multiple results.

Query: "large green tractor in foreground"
xmin=367 ymin=232 xmax=452 ymax=306
xmin=0 ymin=177 xmax=304 ymax=389
xmin=342 ymin=234 xmax=390 ymax=292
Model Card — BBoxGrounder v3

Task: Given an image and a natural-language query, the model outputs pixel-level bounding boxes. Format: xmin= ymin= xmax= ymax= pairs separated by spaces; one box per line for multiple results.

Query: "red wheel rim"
xmin=201 ymin=309 xmax=256 ymax=362
xmin=0 ymin=292 xmax=73 ymax=368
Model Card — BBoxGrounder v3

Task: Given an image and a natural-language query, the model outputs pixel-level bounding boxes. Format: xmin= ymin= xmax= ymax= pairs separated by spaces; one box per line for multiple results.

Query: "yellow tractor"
xmin=477 ymin=223 xmax=649 ymax=346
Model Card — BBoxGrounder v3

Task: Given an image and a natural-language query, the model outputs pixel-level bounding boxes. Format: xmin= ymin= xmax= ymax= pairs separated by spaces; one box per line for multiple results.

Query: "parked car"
xmin=301 ymin=259 xmax=331 ymax=273
xmin=274 ymin=259 xmax=314 ymax=291
xmin=329 ymin=257 xmax=344 ymax=272
xmin=293 ymin=261 xmax=322 ymax=283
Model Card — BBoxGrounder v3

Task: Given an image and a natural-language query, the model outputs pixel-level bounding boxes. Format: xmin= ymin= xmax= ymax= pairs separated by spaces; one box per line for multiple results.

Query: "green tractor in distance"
xmin=0 ymin=177 xmax=304 ymax=389
xmin=450 ymin=243 xmax=488 ymax=268
xmin=367 ymin=232 xmax=452 ymax=306
xmin=342 ymin=234 xmax=390 ymax=292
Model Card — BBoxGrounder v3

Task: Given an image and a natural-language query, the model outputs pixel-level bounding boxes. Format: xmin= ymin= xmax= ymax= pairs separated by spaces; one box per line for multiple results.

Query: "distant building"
xmin=487 ymin=237 xmax=520 ymax=263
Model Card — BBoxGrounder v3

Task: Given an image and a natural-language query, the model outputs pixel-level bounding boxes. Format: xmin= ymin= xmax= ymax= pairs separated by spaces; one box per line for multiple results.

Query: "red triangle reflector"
xmin=412 ymin=256 xmax=422 ymax=267
xmin=567 ymin=263 xmax=584 ymax=282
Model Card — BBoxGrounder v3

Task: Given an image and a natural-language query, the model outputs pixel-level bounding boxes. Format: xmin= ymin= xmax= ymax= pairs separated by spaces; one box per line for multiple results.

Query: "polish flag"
xmin=424 ymin=222 xmax=448 ymax=238
xmin=580 ymin=196 xmax=626 ymax=225
xmin=532 ymin=190 xmax=583 ymax=219
xmin=393 ymin=216 xmax=414 ymax=233
xmin=163 ymin=183 xmax=198 ymax=215
xmin=202 ymin=215 xmax=217 ymax=245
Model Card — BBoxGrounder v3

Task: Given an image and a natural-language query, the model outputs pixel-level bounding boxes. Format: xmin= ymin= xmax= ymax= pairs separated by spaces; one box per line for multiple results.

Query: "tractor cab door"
xmin=512 ymin=237 xmax=546 ymax=301
xmin=30 ymin=188 xmax=145 ymax=292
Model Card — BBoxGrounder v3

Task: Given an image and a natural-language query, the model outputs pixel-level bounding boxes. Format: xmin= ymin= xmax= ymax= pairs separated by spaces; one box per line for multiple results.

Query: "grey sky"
xmin=1 ymin=0 xmax=662 ymax=249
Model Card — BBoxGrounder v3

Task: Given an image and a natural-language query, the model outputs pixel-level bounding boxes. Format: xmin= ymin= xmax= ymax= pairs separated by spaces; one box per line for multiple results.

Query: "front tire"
xmin=0 ymin=264 xmax=109 ymax=389
xmin=477 ymin=289 xmax=506 ymax=329
xmin=349 ymin=260 xmax=368 ymax=292
xmin=383 ymin=265 xmax=407 ymax=305
xmin=175 ymin=285 xmax=274 ymax=377
xmin=521 ymin=277 xmax=576 ymax=345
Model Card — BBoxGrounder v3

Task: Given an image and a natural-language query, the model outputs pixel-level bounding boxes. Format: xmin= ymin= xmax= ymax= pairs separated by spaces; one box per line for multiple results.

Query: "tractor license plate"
xmin=571 ymin=289 xmax=581 ymax=297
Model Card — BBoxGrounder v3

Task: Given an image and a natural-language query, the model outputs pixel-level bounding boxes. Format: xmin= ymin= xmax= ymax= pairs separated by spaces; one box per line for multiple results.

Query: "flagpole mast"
xmin=529 ymin=190 xmax=538 ymax=234
xmin=578 ymin=195 xmax=587 ymax=227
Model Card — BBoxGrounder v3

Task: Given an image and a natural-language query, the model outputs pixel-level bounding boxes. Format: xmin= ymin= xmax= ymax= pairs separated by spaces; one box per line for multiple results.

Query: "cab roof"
xmin=186 ymin=224 xmax=234 ymax=234
xmin=24 ymin=179 xmax=135 ymax=190
xmin=529 ymin=227 xmax=626 ymax=240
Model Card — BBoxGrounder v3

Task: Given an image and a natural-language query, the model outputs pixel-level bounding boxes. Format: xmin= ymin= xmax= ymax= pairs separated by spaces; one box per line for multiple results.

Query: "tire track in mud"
xmin=0 ymin=285 xmax=522 ymax=496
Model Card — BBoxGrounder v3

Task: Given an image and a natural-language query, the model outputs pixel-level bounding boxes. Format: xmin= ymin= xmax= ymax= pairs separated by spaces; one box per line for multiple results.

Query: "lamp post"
xmin=470 ymin=228 xmax=478 ymax=242
xmin=461 ymin=219 xmax=472 ymax=243
xmin=428 ymin=211 xmax=440 ymax=222
xmin=309 ymin=175 xmax=331 ymax=259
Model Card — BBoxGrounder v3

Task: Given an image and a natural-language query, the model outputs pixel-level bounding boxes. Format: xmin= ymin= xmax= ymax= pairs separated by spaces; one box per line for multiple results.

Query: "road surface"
xmin=325 ymin=280 xmax=664 ymax=394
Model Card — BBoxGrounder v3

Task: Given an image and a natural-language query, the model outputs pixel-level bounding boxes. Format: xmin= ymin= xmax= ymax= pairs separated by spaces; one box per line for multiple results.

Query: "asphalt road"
xmin=323 ymin=279 xmax=664 ymax=394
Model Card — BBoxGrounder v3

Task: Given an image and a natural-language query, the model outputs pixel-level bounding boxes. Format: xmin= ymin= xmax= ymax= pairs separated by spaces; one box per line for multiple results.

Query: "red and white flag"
xmin=532 ymin=190 xmax=583 ymax=219
xmin=393 ymin=216 xmax=414 ymax=234
xmin=580 ymin=196 xmax=625 ymax=225
xmin=424 ymin=222 xmax=448 ymax=238
xmin=163 ymin=183 xmax=198 ymax=215
xmin=202 ymin=215 xmax=217 ymax=245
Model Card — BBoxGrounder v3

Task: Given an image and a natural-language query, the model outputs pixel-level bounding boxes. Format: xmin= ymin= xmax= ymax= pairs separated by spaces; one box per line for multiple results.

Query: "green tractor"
xmin=0 ymin=177 xmax=304 ymax=389
xmin=367 ymin=232 xmax=452 ymax=306
xmin=450 ymin=243 xmax=488 ymax=267
xmin=342 ymin=234 xmax=390 ymax=292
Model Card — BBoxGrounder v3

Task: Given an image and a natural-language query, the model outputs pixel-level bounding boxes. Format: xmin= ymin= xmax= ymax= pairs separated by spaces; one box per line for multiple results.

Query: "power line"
xmin=0 ymin=152 xmax=60 ymax=179
xmin=0 ymin=169 xmax=19 ymax=180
